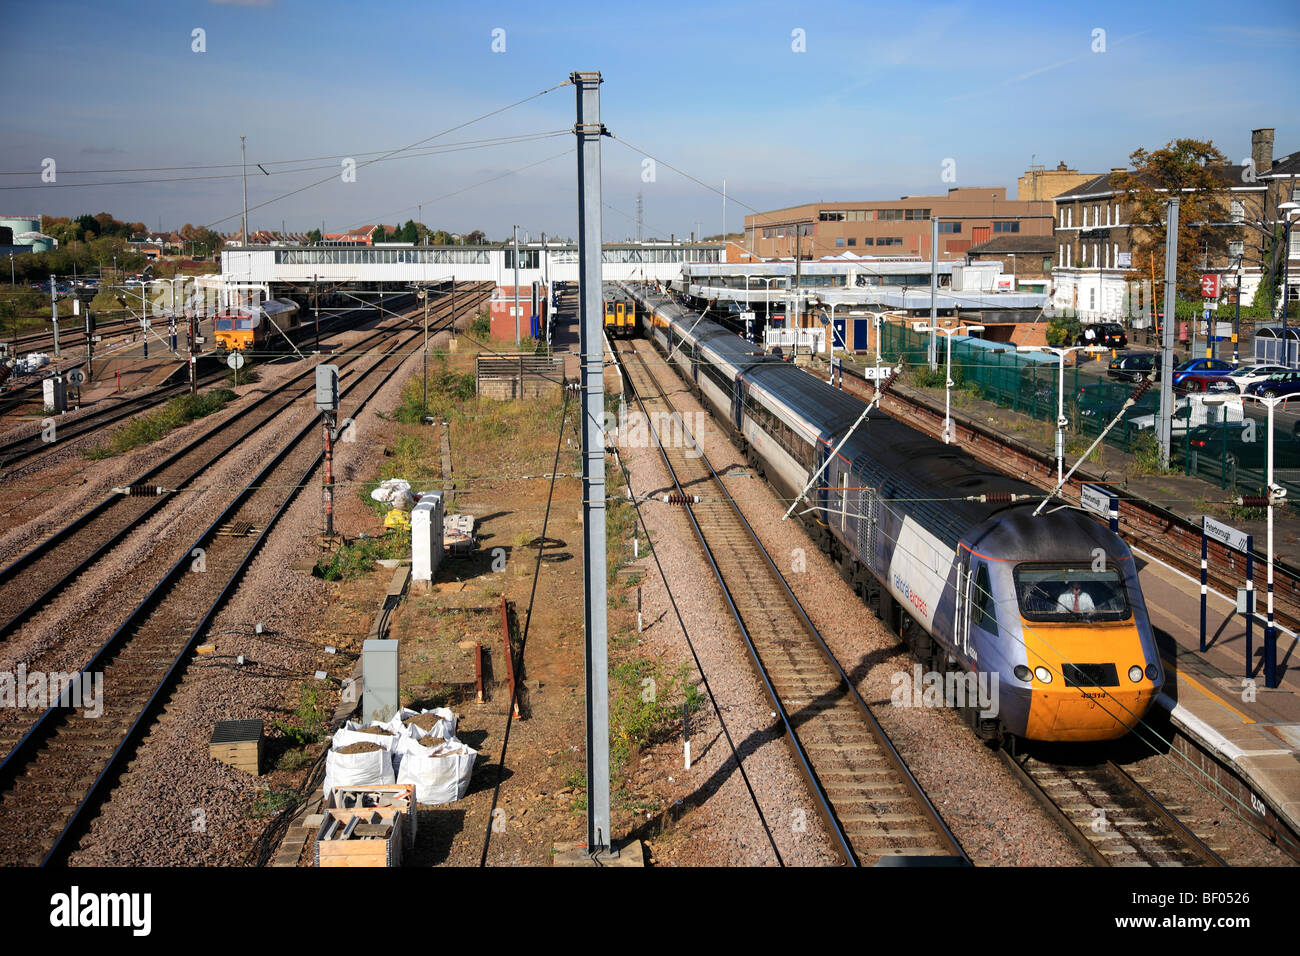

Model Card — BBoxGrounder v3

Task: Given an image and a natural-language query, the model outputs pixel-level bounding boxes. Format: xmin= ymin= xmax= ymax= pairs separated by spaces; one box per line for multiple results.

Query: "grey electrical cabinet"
xmin=315 ymin=364 xmax=339 ymax=411
xmin=361 ymin=639 xmax=400 ymax=724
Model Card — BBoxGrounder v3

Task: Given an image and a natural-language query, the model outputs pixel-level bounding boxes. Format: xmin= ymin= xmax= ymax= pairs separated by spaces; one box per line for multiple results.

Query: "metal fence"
xmin=877 ymin=319 xmax=1299 ymax=499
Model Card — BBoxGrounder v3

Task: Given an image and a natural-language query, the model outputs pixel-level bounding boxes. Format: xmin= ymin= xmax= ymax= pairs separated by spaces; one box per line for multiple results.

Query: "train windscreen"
xmin=1012 ymin=565 xmax=1131 ymax=623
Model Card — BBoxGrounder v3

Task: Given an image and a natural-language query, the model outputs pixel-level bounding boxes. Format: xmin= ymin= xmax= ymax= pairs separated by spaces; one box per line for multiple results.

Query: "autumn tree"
xmin=1112 ymin=139 xmax=1231 ymax=302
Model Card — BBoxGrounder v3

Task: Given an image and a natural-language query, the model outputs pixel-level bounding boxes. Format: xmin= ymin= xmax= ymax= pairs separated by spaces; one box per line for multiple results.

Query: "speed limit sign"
xmin=66 ymin=368 xmax=86 ymax=386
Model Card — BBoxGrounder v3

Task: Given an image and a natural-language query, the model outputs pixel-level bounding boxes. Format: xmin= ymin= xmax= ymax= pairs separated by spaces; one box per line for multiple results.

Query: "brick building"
xmin=1050 ymin=129 xmax=1296 ymax=322
xmin=742 ymin=186 xmax=1053 ymax=262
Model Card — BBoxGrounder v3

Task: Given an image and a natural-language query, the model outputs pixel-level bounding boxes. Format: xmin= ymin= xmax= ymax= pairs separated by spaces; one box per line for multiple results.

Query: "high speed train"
xmin=627 ymin=283 xmax=1163 ymax=744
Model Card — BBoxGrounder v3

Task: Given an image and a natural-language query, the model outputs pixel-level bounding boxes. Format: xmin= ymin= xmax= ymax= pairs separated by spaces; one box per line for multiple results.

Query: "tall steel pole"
xmin=240 ymin=135 xmax=249 ymax=246
xmin=49 ymin=273 xmax=60 ymax=358
xmin=513 ymin=224 xmax=521 ymax=345
xmin=1157 ymin=198 xmax=1179 ymax=470
xmin=574 ymin=69 xmax=612 ymax=856
xmin=928 ymin=217 xmax=939 ymax=370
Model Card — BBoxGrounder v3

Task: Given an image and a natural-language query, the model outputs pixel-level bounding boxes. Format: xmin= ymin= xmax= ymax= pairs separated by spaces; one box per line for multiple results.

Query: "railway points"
xmin=0 ymin=285 xmax=492 ymax=865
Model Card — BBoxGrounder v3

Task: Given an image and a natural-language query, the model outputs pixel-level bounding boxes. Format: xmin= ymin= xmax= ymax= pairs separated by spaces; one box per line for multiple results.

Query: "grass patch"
xmin=271 ymin=681 xmax=331 ymax=746
xmin=84 ymin=388 xmax=236 ymax=458
xmin=313 ymin=531 xmax=408 ymax=580
xmin=248 ymin=788 xmax=300 ymax=819
xmin=1129 ymin=430 xmax=1178 ymax=476
xmin=609 ymin=659 xmax=702 ymax=772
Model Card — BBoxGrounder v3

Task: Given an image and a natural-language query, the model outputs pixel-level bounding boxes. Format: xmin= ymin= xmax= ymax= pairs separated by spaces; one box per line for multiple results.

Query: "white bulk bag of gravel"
xmin=331 ymin=726 xmax=398 ymax=752
xmin=403 ymin=707 xmax=457 ymax=741
xmin=396 ymin=739 xmax=477 ymax=805
xmin=322 ymin=746 xmax=394 ymax=799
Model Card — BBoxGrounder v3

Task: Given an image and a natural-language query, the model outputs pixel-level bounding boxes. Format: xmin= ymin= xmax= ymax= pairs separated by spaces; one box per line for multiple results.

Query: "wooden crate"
xmin=209 ymin=719 xmax=263 ymax=775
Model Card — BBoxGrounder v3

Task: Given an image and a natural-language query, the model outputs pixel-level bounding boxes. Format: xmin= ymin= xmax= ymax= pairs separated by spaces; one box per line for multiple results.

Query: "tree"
xmin=463 ymin=230 xmax=486 ymax=245
xmin=307 ymin=228 xmax=323 ymax=244
xmin=1047 ymin=310 xmax=1081 ymax=347
xmin=372 ymin=224 xmax=389 ymax=244
xmin=431 ymin=229 xmax=453 ymax=245
xmin=1112 ymin=139 xmax=1230 ymax=302
xmin=399 ymin=219 xmax=418 ymax=243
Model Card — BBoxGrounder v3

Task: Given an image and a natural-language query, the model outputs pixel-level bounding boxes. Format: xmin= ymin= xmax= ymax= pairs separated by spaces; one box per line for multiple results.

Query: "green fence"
xmin=876 ymin=320 xmax=1299 ymax=498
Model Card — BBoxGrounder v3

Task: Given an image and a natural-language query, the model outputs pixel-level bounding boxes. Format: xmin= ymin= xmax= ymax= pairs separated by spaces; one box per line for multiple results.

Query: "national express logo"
xmin=893 ymin=572 xmax=928 ymax=618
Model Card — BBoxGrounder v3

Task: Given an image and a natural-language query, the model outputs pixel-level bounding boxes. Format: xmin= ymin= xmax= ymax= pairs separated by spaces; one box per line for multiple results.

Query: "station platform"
xmin=1136 ymin=550 xmax=1300 ymax=842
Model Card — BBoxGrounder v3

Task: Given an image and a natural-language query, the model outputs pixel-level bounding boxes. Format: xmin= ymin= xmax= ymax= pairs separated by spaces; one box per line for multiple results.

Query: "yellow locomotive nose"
xmin=1021 ymin=621 xmax=1156 ymax=742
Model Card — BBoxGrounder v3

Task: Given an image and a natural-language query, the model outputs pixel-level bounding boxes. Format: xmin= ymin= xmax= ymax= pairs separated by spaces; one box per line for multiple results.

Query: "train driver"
xmin=1056 ymin=581 xmax=1096 ymax=614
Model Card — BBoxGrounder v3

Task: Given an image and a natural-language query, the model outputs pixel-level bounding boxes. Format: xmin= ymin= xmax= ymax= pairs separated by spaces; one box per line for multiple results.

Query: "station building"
xmin=740 ymin=186 xmax=1054 ymax=261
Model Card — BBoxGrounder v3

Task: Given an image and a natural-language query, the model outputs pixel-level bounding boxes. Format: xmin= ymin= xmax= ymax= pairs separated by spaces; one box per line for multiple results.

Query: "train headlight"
xmin=1013 ymin=665 xmax=1032 ymax=683
xmin=1128 ymin=665 xmax=1144 ymax=683
xmin=1033 ymin=666 xmax=1053 ymax=684
xmin=1145 ymin=664 xmax=1160 ymax=682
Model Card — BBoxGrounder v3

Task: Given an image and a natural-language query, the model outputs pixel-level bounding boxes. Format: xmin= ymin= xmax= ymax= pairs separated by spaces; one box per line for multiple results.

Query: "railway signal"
xmin=315 ymin=364 xmax=340 ymax=538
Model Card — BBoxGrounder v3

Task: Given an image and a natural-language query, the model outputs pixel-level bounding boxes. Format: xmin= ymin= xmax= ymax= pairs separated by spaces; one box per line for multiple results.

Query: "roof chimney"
xmin=1057 ymin=161 xmax=1068 ymax=171
xmin=1252 ymin=128 xmax=1274 ymax=175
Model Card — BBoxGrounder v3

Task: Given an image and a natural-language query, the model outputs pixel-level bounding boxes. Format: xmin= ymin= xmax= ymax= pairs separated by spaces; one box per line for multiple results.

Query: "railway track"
xmin=0 ymin=287 xmax=489 ymax=865
xmin=0 ymin=297 xmax=413 ymax=475
xmin=0 ymin=292 xmax=479 ymax=642
xmin=616 ymin=338 xmax=966 ymax=866
xmin=1000 ymin=751 xmax=1225 ymax=866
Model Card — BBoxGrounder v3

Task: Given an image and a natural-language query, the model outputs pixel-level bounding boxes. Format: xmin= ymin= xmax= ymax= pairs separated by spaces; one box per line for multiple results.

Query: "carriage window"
xmin=973 ymin=564 xmax=998 ymax=633
xmin=1013 ymin=565 xmax=1130 ymax=623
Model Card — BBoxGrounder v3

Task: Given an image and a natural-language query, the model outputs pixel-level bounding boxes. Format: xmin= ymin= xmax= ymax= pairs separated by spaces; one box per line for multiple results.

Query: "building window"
xmin=938 ymin=221 xmax=961 ymax=233
xmin=1090 ymin=288 xmax=1096 ymax=310
xmin=904 ymin=208 xmax=931 ymax=221
xmin=847 ymin=238 xmax=857 ymax=247
xmin=1230 ymin=198 xmax=1245 ymax=223
xmin=993 ymin=221 xmax=1020 ymax=233
xmin=1043 ymin=257 xmax=1052 ymax=273
xmin=861 ymin=237 xmax=873 ymax=246
xmin=819 ymin=210 xmax=846 ymax=222
xmin=877 ymin=237 xmax=902 ymax=246
xmin=1228 ymin=239 xmax=1244 ymax=262
xmin=835 ymin=237 xmax=845 ymax=246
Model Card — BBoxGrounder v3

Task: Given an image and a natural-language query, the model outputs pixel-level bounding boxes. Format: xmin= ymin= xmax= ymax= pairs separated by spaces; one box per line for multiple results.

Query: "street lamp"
xmin=1204 ymin=392 xmax=1286 ymax=687
xmin=914 ymin=321 xmax=984 ymax=443
xmin=1018 ymin=342 xmax=1107 ymax=482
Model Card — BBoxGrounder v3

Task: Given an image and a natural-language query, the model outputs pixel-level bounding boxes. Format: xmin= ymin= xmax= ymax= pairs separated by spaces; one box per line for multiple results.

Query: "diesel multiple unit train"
xmin=624 ymin=283 xmax=1163 ymax=744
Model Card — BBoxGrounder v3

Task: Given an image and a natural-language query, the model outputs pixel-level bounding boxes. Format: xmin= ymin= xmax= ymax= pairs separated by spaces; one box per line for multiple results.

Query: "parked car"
xmin=1128 ymin=395 xmax=1243 ymax=434
xmin=1076 ymin=322 xmax=1128 ymax=349
xmin=1213 ymin=363 xmax=1291 ymax=394
xmin=1187 ymin=421 xmax=1300 ymax=469
xmin=1107 ymin=351 xmax=1162 ymax=383
xmin=1244 ymin=370 xmax=1300 ymax=401
xmin=1171 ymin=358 xmax=1237 ymax=392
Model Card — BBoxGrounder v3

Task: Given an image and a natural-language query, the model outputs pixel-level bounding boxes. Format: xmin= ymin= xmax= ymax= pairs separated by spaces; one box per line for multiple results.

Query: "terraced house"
xmin=1050 ymin=128 xmax=1298 ymax=323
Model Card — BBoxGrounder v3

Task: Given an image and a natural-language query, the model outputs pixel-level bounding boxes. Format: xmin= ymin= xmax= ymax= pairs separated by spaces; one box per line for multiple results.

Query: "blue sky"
xmin=2 ymin=0 xmax=1297 ymax=241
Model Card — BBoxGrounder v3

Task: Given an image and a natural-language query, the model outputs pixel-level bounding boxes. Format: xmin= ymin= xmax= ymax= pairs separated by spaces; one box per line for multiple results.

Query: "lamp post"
xmin=1205 ymin=392 xmax=1286 ymax=688
xmin=1018 ymin=343 xmax=1108 ymax=482
xmin=914 ymin=321 xmax=985 ymax=443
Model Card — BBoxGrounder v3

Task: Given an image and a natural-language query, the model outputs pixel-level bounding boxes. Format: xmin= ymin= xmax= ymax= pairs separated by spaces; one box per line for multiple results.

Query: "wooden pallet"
xmin=315 ymin=807 xmax=406 ymax=867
